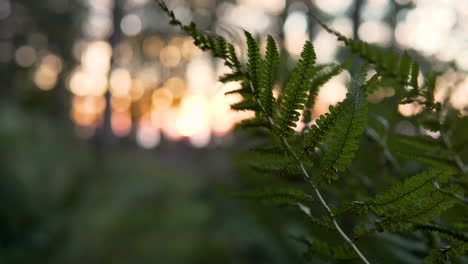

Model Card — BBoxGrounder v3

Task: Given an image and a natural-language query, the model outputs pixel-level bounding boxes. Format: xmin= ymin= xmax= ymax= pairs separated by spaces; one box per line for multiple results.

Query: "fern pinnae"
xmin=160 ymin=5 xmax=370 ymax=262
xmin=158 ymin=1 xmax=242 ymax=72
xmin=244 ymin=31 xmax=262 ymax=93
xmin=309 ymin=13 xmax=441 ymax=111
xmin=219 ymin=72 xmax=246 ymax=83
xmin=423 ymin=242 xmax=468 ymax=264
xmin=302 ymin=64 xmax=343 ymax=124
xmin=316 ymin=65 xmax=369 ymax=184
xmin=234 ymin=186 xmax=316 ymax=207
xmin=410 ymin=62 xmax=420 ymax=90
xmin=302 ymin=104 xmax=342 ymax=158
xmin=296 ymin=237 xmax=359 ymax=261
xmin=413 ymin=224 xmax=468 ymax=243
xmin=364 ymin=73 xmax=381 ymax=95
xmin=376 ymin=193 xmax=456 ymax=232
xmin=259 ymin=36 xmax=279 ymax=116
xmin=277 ymin=41 xmax=317 ymax=136
xmin=371 ymin=167 xmax=454 ymax=214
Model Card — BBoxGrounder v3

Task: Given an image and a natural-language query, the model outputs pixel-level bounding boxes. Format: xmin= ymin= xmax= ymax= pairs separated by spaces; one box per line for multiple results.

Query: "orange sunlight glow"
xmin=111 ymin=111 xmax=132 ymax=137
xmin=71 ymin=95 xmax=106 ymax=127
xmin=176 ymin=94 xmax=210 ymax=137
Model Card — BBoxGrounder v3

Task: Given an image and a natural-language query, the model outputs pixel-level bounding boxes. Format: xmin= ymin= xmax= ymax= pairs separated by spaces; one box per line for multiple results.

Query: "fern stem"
xmin=442 ymin=132 xmax=467 ymax=175
xmin=438 ymin=103 xmax=467 ymax=175
xmin=246 ymin=78 xmax=371 ymax=264
xmin=433 ymin=180 xmax=468 ymax=204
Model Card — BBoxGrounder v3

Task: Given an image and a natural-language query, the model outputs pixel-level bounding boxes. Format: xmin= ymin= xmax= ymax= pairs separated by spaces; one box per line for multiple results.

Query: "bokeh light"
xmin=54 ymin=0 xmax=468 ymax=148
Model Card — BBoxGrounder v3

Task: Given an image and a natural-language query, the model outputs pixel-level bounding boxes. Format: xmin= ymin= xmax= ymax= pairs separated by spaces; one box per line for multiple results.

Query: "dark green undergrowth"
xmin=0 ymin=105 xmax=298 ymax=264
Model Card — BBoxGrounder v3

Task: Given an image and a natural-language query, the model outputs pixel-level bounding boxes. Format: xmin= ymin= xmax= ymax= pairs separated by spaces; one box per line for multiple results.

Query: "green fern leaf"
xmin=159 ymin=1 xmax=241 ymax=71
xmin=277 ymin=41 xmax=316 ymax=136
xmin=365 ymin=168 xmax=460 ymax=232
xmin=230 ymin=99 xmax=258 ymax=111
xmin=235 ymin=187 xmax=315 ymax=206
xmin=398 ymin=52 xmax=412 ymax=82
xmin=219 ymin=72 xmax=246 ymax=83
xmin=302 ymin=64 xmax=343 ymax=124
xmin=235 ymin=117 xmax=270 ymax=130
xmin=389 ymin=134 xmax=457 ymax=169
xmin=302 ymin=104 xmax=342 ymax=156
xmin=316 ymin=66 xmax=368 ymax=183
xmin=294 ymin=236 xmax=358 ymax=261
xmin=364 ymin=72 xmax=381 ymax=96
xmin=372 ymin=168 xmax=453 ymax=216
xmin=390 ymin=134 xmax=445 ymax=153
xmin=244 ymin=31 xmax=262 ymax=93
xmin=413 ymin=224 xmax=468 ymax=243
xmin=259 ymin=35 xmax=280 ymax=116
xmin=423 ymin=242 xmax=468 ymax=264
xmin=410 ymin=62 xmax=420 ymax=90
xmin=376 ymin=190 xmax=457 ymax=232
xmin=422 ymin=72 xmax=441 ymax=109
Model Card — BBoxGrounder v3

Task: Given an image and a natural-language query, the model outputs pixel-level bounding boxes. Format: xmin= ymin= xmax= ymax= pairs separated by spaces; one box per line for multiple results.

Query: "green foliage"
xmin=302 ymin=64 xmax=343 ymax=124
xmin=413 ymin=224 xmax=468 ymax=243
xmin=389 ymin=134 xmax=456 ymax=169
xmin=316 ymin=65 xmax=368 ymax=183
xmin=158 ymin=1 xmax=241 ymax=71
xmin=235 ymin=187 xmax=315 ymax=207
xmin=161 ymin=2 xmax=468 ymax=263
xmin=423 ymin=243 xmax=468 ymax=264
xmin=295 ymin=236 xmax=358 ymax=261
xmin=259 ymin=36 xmax=280 ymax=116
xmin=277 ymin=41 xmax=316 ymax=136
xmin=302 ymin=104 xmax=341 ymax=155
xmin=245 ymin=31 xmax=262 ymax=94
xmin=311 ymin=15 xmax=445 ymax=111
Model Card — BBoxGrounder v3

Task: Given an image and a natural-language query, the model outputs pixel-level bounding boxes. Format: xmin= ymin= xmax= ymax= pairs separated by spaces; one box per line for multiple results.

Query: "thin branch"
xmin=433 ymin=180 xmax=468 ymax=205
xmin=442 ymin=132 xmax=467 ymax=174
xmin=438 ymin=101 xmax=467 ymax=175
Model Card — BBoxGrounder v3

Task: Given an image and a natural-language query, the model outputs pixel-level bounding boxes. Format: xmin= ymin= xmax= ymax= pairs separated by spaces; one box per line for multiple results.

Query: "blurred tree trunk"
xmin=353 ymin=0 xmax=364 ymax=41
xmin=95 ymin=0 xmax=124 ymax=149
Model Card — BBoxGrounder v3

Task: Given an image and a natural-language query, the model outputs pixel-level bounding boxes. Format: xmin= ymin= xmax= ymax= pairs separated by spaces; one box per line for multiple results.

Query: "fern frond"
xmin=259 ymin=36 xmax=280 ymax=116
xmin=364 ymin=73 xmax=382 ymax=95
xmin=230 ymin=99 xmax=258 ymax=111
xmin=244 ymin=31 xmax=262 ymax=93
xmin=277 ymin=41 xmax=316 ymax=136
xmin=316 ymin=66 xmax=368 ymax=183
xmin=243 ymin=148 xmax=315 ymax=178
xmin=352 ymin=223 xmax=376 ymax=241
xmin=158 ymin=1 xmax=241 ymax=71
xmin=372 ymin=167 xmax=454 ymax=216
xmin=295 ymin=236 xmax=358 ymax=261
xmin=302 ymin=104 xmax=342 ymax=156
xmin=389 ymin=135 xmax=457 ymax=169
xmin=225 ymin=81 xmax=252 ymax=96
xmin=423 ymin=243 xmax=468 ymax=264
xmin=410 ymin=62 xmax=420 ymax=90
xmin=302 ymin=64 xmax=343 ymax=124
xmin=310 ymin=15 xmax=436 ymax=107
xmin=413 ymin=224 xmax=468 ymax=243
xmin=219 ymin=72 xmax=246 ymax=83
xmin=421 ymin=72 xmax=441 ymax=110
xmin=364 ymin=168 xmax=460 ymax=232
xmin=235 ymin=187 xmax=315 ymax=207
xmin=376 ymin=190 xmax=457 ymax=232
xmin=235 ymin=117 xmax=270 ymax=130
xmin=314 ymin=18 xmax=413 ymax=86
xmin=391 ymin=134 xmax=444 ymax=152
xmin=398 ymin=52 xmax=412 ymax=83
